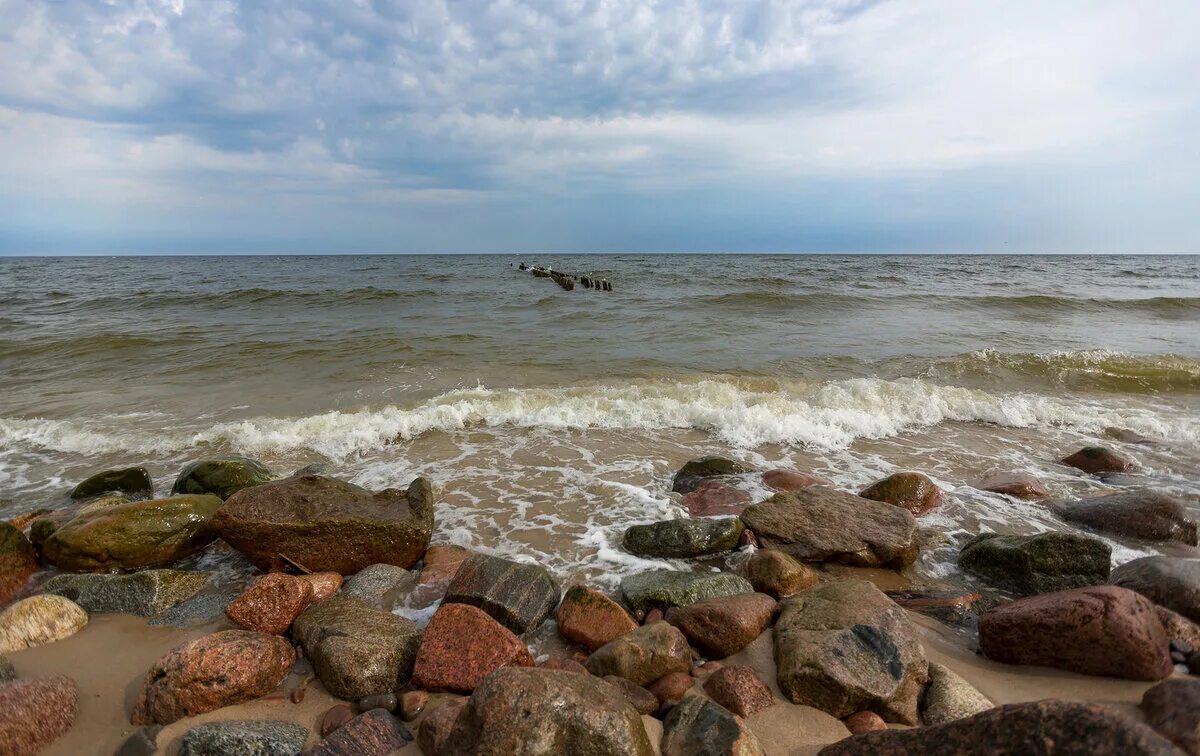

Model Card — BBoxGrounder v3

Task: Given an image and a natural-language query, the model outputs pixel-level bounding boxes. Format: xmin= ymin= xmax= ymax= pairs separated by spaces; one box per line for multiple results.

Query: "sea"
xmin=2 ymin=254 xmax=1198 ymax=610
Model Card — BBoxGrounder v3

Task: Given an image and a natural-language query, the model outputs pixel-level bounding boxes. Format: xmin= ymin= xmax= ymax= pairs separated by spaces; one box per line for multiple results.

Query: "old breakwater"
xmin=517 ymin=262 xmax=613 ymax=291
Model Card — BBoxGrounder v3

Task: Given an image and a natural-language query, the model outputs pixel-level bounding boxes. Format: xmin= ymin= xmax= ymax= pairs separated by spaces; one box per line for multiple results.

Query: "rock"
xmin=973 ymin=472 xmax=1050 ymax=499
xmin=556 ymin=585 xmax=638 ymax=651
xmin=442 ymin=667 xmax=654 ymax=755
xmin=762 ymin=469 xmax=833 ymax=492
xmin=27 ymin=511 xmax=69 ymax=549
xmin=70 ymin=467 xmax=153 ymax=500
xmin=884 ymin=590 xmax=981 ymax=624
xmin=670 ymin=592 xmax=776 ymax=658
xmin=357 ymin=692 xmax=398 ymax=713
xmin=540 ymin=656 xmax=588 ymax=674
xmin=418 ymin=698 xmax=467 ymax=754
xmin=1141 ymin=678 xmax=1200 ymax=755
xmin=859 ymin=472 xmax=943 ymax=516
xmin=1062 ymin=446 xmax=1137 ymax=475
xmin=958 ymin=531 xmax=1111 ymax=595
xmin=1051 ymin=489 xmax=1198 ymax=545
xmin=672 ymin=456 xmax=753 ymax=495
xmin=214 ymin=475 xmax=435 ymax=574
xmin=178 ymin=720 xmax=308 ymax=756
xmin=1158 ymin=606 xmax=1200 ymax=651
xmin=680 ymin=482 xmax=753 ymax=517
xmin=341 ymin=563 xmax=416 ymax=609
xmin=647 ymin=671 xmax=693 ymax=707
xmin=131 ymin=629 xmax=295 ymax=725
xmin=845 ymin=711 xmax=887 ymax=734
xmin=585 ymin=621 xmax=692 ymax=686
xmin=1112 ymin=556 xmax=1200 ymax=623
xmin=703 ymin=665 xmax=775 ymax=718
xmin=411 ymin=603 xmax=534 ymax=693
xmin=443 ymin=553 xmax=560 ymax=635
xmin=44 ymin=570 xmax=209 ymax=617
xmin=40 ymin=494 xmax=223 ymax=572
xmin=818 ymin=699 xmax=1178 ymax=755
xmin=149 ymin=591 xmax=237 ymax=628
xmin=172 ymin=456 xmax=274 ymax=500
xmin=0 ymin=523 xmax=38 ymax=604
xmin=0 ymin=595 xmax=88 ymax=653
xmin=0 ymin=675 xmax=79 ymax=755
xmin=307 ymin=708 xmax=413 ymax=756
xmin=978 ymin=585 xmax=1172 ymax=681
xmin=741 ymin=549 xmax=818 ymax=599
xmin=320 ymin=704 xmax=355 ymax=737
xmin=413 ymin=544 xmax=471 ymax=604
xmin=300 ymin=571 xmax=343 ymax=601
xmin=1106 ymin=427 xmax=1157 ymax=445
xmin=291 ymin=595 xmax=423 ymax=700
xmin=920 ymin=662 xmax=992 ymax=725
xmin=399 ymin=690 xmax=427 ymax=721
xmin=661 ymin=696 xmax=764 ymax=756
xmin=741 ymin=488 xmax=920 ymax=568
xmin=644 ymin=608 xmax=664 ymax=624
xmin=773 ymin=580 xmax=928 ymax=724
xmin=620 ymin=570 xmax=754 ymax=616
xmin=602 ymin=675 xmax=659 ymax=715
xmin=225 ymin=572 xmax=315 ymax=635
xmin=622 ymin=517 xmax=745 ymax=559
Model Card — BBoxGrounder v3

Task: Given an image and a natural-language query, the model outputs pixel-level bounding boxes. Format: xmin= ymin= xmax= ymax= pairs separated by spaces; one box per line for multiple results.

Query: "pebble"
xmin=845 ymin=711 xmax=887 ymax=734
xmin=357 ymin=692 xmax=398 ymax=713
xmin=320 ymin=704 xmax=355 ymax=737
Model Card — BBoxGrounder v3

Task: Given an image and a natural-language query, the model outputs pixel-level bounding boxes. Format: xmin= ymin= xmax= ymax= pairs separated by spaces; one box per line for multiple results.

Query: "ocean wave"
xmin=693 ymin=291 xmax=1200 ymax=316
xmin=923 ymin=349 xmax=1200 ymax=393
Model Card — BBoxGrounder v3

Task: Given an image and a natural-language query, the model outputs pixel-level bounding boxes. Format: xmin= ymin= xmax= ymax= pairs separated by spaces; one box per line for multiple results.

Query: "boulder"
xmin=702 ymin=664 xmax=775 ymax=718
xmin=1112 ymin=556 xmax=1200 ymax=624
xmin=958 ymin=531 xmax=1111 ymax=595
xmin=1140 ymin=678 xmax=1200 ymax=755
xmin=40 ymin=494 xmax=223 ymax=572
xmin=741 ymin=549 xmax=818 ymax=599
xmin=131 ymin=629 xmax=295 ymax=725
xmin=44 ymin=570 xmax=209 ymax=616
xmin=661 ymin=696 xmax=764 ymax=756
xmin=762 ymin=469 xmax=833 ymax=492
xmin=773 ymin=580 xmax=928 ymax=724
xmin=225 ymin=572 xmax=315 ymax=635
xmin=0 ymin=523 xmax=38 ymax=604
xmin=0 ymin=595 xmax=88 ymax=653
xmin=172 ymin=456 xmax=274 ymax=500
xmin=442 ymin=553 xmax=560 ymax=635
xmin=1062 ymin=446 xmax=1137 ymax=475
xmin=307 ymin=708 xmax=413 ymax=756
xmin=741 ymin=488 xmax=920 ymax=568
xmin=672 ymin=456 xmax=753 ymax=494
xmin=70 ymin=467 xmax=153 ymax=500
xmin=0 ymin=675 xmax=79 ymax=755
xmin=214 ymin=475 xmax=435 ymax=574
xmin=1050 ymin=489 xmax=1197 ymax=545
xmin=291 ymin=595 xmax=423 ymax=699
xmin=920 ymin=662 xmax=992 ymax=726
xmin=978 ymin=585 xmax=1172 ymax=680
xmin=418 ymin=698 xmax=468 ymax=755
xmin=859 ymin=472 xmax=943 ymax=516
xmin=602 ymin=675 xmax=659 ymax=715
xmin=442 ymin=667 xmax=654 ymax=755
xmin=670 ymin=592 xmax=777 ymax=658
xmin=411 ymin=603 xmax=534 ymax=693
xmin=300 ymin=571 xmax=343 ymax=601
xmin=178 ymin=720 xmax=308 ymax=756
xmin=339 ymin=563 xmax=415 ymax=609
xmin=680 ymin=482 xmax=752 ymax=517
xmin=584 ymin=621 xmax=692 ymax=686
xmin=622 ymin=517 xmax=745 ymax=559
xmin=413 ymin=544 xmax=471 ymax=605
xmin=620 ymin=570 xmax=754 ymax=616
xmin=973 ymin=472 xmax=1050 ymax=499
xmin=557 ymin=585 xmax=639 ymax=651
xmin=818 ymin=700 xmax=1178 ymax=755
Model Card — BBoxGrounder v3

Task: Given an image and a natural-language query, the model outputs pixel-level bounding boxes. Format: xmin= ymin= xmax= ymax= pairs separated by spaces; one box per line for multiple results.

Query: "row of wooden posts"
xmin=514 ymin=262 xmax=613 ymax=291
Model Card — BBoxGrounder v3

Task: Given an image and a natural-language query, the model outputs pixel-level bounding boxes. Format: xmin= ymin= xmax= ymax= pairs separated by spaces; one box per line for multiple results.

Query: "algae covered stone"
xmin=622 ymin=517 xmax=745 ymax=559
xmin=70 ymin=467 xmax=153 ymax=501
xmin=44 ymin=570 xmax=209 ymax=616
xmin=172 ymin=456 xmax=274 ymax=500
xmin=958 ymin=531 xmax=1111 ymax=596
xmin=620 ymin=569 xmax=753 ymax=616
xmin=672 ymin=456 xmax=753 ymax=494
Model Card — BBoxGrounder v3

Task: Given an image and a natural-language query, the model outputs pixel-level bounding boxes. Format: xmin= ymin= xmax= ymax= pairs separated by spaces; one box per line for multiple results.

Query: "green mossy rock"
xmin=672 ymin=456 xmax=753 ymax=494
xmin=620 ymin=570 xmax=753 ymax=615
xmin=172 ymin=456 xmax=275 ymax=500
xmin=44 ymin=570 xmax=210 ymax=616
xmin=959 ymin=532 xmax=1111 ymax=596
xmin=70 ymin=467 xmax=153 ymax=501
xmin=623 ymin=517 xmax=745 ymax=558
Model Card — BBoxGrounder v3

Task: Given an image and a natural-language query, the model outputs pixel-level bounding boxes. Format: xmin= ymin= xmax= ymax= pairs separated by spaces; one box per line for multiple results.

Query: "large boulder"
xmin=859 ymin=472 xmax=943 ymax=516
xmin=978 ymin=585 xmax=1172 ymax=680
xmin=584 ymin=621 xmax=692 ymax=685
xmin=740 ymin=549 xmax=818 ymax=599
xmin=1112 ymin=556 xmax=1200 ymax=624
xmin=291 ymin=595 xmax=422 ymax=699
xmin=0 ymin=675 xmax=79 ymax=755
xmin=178 ymin=720 xmax=308 ymax=756
xmin=661 ymin=696 xmax=764 ymax=756
xmin=773 ymin=580 xmax=928 ymax=724
xmin=0 ymin=523 xmax=38 ymax=604
xmin=172 ymin=456 xmax=274 ymax=500
xmin=131 ymin=630 xmax=295 ymax=725
xmin=622 ymin=517 xmax=744 ymax=559
xmin=958 ymin=532 xmax=1111 ymax=595
xmin=557 ymin=585 xmax=638 ymax=651
xmin=0 ymin=595 xmax=88 ymax=653
xmin=214 ymin=475 xmax=435 ymax=574
xmin=44 ymin=570 xmax=209 ymax=616
xmin=1140 ymin=678 xmax=1200 ymax=755
xmin=920 ymin=662 xmax=992 ymax=725
xmin=741 ymin=488 xmax=920 ymax=568
xmin=670 ymin=592 xmax=777 ymax=658
xmin=819 ymin=700 xmax=1178 ymax=755
xmin=40 ymin=494 xmax=223 ymax=572
xmin=443 ymin=553 xmax=560 ymax=635
xmin=1050 ymin=489 xmax=1197 ymax=545
xmin=619 ymin=570 xmax=753 ymax=616
xmin=680 ymin=482 xmax=753 ymax=517
xmin=1062 ymin=446 xmax=1137 ymax=475
xmin=672 ymin=457 xmax=752 ymax=495
xmin=973 ymin=472 xmax=1049 ymax=499
xmin=441 ymin=667 xmax=655 ymax=755
xmin=225 ymin=572 xmax=315 ymax=635
xmin=411 ymin=603 xmax=534 ymax=693
xmin=70 ymin=466 xmax=153 ymax=500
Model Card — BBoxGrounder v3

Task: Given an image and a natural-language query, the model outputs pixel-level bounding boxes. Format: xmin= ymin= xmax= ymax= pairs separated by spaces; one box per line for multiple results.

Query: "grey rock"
xmin=620 ymin=570 xmax=753 ymax=615
xmin=44 ymin=570 xmax=209 ymax=617
xmin=443 ymin=554 xmax=560 ymax=635
xmin=1051 ymin=489 xmax=1198 ymax=545
xmin=921 ymin=662 xmax=993 ymax=726
xmin=178 ymin=720 xmax=307 ymax=756
xmin=1112 ymin=556 xmax=1200 ymax=624
xmin=661 ymin=696 xmax=764 ymax=756
xmin=148 ymin=591 xmax=238 ymax=628
xmin=341 ymin=563 xmax=417 ymax=610
xmin=622 ymin=518 xmax=744 ymax=558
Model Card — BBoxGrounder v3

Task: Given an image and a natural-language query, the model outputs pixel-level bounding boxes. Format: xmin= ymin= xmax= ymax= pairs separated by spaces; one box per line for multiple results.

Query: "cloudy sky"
xmin=1 ymin=0 xmax=1197 ymax=254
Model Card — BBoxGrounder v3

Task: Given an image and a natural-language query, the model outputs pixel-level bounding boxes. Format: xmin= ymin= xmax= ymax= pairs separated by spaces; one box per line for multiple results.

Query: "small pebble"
xmin=400 ymin=690 xmax=428 ymax=721
xmin=290 ymin=687 xmax=306 ymax=704
xmin=845 ymin=711 xmax=887 ymax=734
xmin=320 ymin=704 xmax=355 ymax=737
xmin=357 ymin=692 xmax=398 ymax=713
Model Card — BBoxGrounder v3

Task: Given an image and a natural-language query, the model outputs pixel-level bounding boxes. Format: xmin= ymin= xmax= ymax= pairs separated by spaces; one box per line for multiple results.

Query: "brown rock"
xmin=399 ymin=690 xmax=428 ymax=721
xmin=644 ymin=608 xmax=664 ymax=624
xmin=411 ymin=603 xmax=534 ymax=693
xmin=585 ymin=621 xmax=692 ymax=686
xmin=307 ymin=708 xmax=413 ymax=755
xmin=703 ymin=665 xmax=775 ymax=718
xmin=978 ymin=586 xmax=1173 ymax=681
xmin=680 ymin=481 xmax=752 ymax=517
xmin=418 ymin=698 xmax=467 ymax=755
xmin=539 ymin=657 xmax=588 ymax=674
xmin=741 ymin=550 xmax=818 ymax=599
xmin=300 ymin=572 xmax=343 ymax=601
xmin=647 ymin=671 xmax=693 ymax=707
xmin=556 ymin=584 xmax=638 ymax=651
xmin=762 ymin=469 xmax=833 ymax=492
xmin=1157 ymin=606 xmax=1200 ymax=652
xmin=413 ymin=544 xmax=470 ymax=604
xmin=973 ymin=472 xmax=1050 ymax=499
xmin=0 ymin=675 xmax=79 ymax=755
xmin=131 ymin=629 xmax=295 ymax=725
xmin=670 ymin=592 xmax=777 ymax=658
xmin=1140 ymin=678 xmax=1200 ymax=755
xmin=1062 ymin=446 xmax=1137 ymax=475
xmin=225 ymin=573 xmax=315 ymax=635
xmin=320 ymin=704 xmax=355 ymax=737
xmin=602 ymin=675 xmax=659 ymax=715
xmin=845 ymin=711 xmax=887 ymax=734
xmin=859 ymin=472 xmax=943 ymax=516
xmin=0 ymin=523 xmax=37 ymax=604
xmin=1051 ymin=489 xmax=1198 ymax=545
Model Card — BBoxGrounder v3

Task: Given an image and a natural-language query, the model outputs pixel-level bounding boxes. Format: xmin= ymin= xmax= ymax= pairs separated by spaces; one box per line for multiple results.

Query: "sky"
xmin=0 ymin=0 xmax=1198 ymax=255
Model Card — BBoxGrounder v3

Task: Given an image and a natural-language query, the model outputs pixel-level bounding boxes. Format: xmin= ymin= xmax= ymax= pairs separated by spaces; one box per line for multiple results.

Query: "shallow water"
xmin=2 ymin=254 xmax=1199 ymax=600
